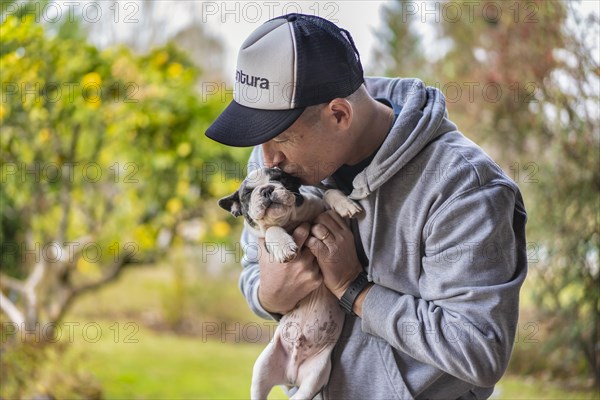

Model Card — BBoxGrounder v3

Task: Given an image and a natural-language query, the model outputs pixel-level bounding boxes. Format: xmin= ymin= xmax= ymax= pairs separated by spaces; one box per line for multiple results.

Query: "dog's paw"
xmin=331 ymin=198 xmax=363 ymax=218
xmin=324 ymin=189 xmax=363 ymax=219
xmin=266 ymin=240 xmax=298 ymax=263
xmin=265 ymin=227 xmax=298 ymax=263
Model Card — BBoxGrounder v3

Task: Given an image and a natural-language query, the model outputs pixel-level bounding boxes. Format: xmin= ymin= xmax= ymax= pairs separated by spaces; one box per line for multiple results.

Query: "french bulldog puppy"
xmin=218 ymin=167 xmax=362 ymax=400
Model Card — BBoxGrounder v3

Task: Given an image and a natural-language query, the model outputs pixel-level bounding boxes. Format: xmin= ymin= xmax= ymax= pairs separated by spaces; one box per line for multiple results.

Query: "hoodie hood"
xmin=349 ymin=77 xmax=457 ymax=199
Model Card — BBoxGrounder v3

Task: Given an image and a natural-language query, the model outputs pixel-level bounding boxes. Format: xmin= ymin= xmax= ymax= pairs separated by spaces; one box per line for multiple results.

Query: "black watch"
xmin=339 ymin=271 xmax=370 ymax=316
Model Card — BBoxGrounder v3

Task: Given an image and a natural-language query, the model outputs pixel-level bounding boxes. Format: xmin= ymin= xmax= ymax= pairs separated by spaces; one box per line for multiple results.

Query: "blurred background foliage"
xmin=1 ymin=0 xmax=252 ymax=397
xmin=0 ymin=0 xmax=598 ymax=398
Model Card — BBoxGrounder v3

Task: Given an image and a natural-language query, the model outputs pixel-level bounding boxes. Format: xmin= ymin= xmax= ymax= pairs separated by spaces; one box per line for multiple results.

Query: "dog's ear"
xmin=218 ymin=191 xmax=242 ymax=217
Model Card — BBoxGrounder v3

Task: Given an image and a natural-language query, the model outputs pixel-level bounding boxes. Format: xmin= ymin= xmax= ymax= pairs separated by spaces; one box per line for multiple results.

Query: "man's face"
xmin=261 ymin=113 xmax=343 ymax=185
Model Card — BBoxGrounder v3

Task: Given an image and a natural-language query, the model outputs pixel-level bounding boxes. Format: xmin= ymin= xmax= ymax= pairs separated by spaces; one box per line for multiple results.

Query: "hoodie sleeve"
xmin=361 ymin=183 xmax=528 ymax=387
xmin=237 ymin=147 xmax=278 ymax=321
xmin=239 ymin=224 xmax=278 ymax=320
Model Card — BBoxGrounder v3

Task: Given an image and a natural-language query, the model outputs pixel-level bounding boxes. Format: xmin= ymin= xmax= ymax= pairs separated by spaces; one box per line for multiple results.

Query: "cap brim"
xmin=205 ymin=101 xmax=305 ymax=147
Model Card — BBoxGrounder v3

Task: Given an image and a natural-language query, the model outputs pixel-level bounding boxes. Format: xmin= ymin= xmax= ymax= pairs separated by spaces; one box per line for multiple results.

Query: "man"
xmin=206 ymin=13 xmax=527 ymax=399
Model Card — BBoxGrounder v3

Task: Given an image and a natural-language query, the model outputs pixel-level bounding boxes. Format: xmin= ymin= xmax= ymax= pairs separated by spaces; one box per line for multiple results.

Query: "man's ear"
xmin=218 ymin=192 xmax=242 ymax=217
xmin=328 ymin=98 xmax=352 ymax=129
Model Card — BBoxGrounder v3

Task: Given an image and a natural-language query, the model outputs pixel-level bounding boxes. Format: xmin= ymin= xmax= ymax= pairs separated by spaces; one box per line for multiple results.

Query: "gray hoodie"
xmin=239 ymin=77 xmax=528 ymax=399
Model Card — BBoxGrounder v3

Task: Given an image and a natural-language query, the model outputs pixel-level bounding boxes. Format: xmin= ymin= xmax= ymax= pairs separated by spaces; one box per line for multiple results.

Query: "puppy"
xmin=218 ymin=167 xmax=362 ymax=400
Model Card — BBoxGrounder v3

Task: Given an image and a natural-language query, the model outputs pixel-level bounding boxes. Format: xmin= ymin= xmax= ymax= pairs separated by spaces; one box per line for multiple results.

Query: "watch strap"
xmin=339 ymin=271 xmax=370 ymax=315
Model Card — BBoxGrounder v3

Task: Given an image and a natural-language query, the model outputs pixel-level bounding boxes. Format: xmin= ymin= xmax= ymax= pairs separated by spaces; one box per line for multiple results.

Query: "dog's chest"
xmin=279 ymin=284 xmax=345 ymax=364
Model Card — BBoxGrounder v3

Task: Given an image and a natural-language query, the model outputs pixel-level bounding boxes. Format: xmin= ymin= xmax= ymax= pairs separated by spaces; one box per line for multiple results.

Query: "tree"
xmin=0 ymin=10 xmax=248 ymax=397
xmin=373 ymin=0 xmax=599 ymax=388
xmin=372 ymin=0 xmax=431 ymax=80
xmin=81 ymin=1 xmax=226 ymax=80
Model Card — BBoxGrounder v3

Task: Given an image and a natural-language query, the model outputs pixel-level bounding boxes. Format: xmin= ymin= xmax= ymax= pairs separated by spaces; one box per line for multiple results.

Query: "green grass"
xmin=54 ymin=254 xmax=597 ymax=399
xmin=62 ymin=257 xmax=288 ymax=399
xmin=64 ymin=321 xmax=598 ymax=400
xmin=66 ymin=320 xmax=287 ymax=399
xmin=494 ymin=376 xmax=599 ymax=399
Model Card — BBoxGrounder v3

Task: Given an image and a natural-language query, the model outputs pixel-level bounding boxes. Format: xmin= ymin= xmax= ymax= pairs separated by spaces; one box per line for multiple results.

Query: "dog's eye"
xmin=241 ymin=188 xmax=253 ymax=198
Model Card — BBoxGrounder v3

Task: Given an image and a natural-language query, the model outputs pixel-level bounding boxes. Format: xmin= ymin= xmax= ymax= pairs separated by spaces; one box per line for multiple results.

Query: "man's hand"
xmin=306 ymin=210 xmax=364 ymax=299
xmin=258 ymin=223 xmax=323 ymax=315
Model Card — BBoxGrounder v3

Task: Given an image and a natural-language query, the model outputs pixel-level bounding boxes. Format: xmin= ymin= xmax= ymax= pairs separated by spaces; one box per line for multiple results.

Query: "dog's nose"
xmin=260 ymin=185 xmax=274 ymax=199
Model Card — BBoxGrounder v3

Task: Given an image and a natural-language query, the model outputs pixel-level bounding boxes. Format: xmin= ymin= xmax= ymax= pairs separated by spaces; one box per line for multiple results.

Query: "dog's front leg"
xmin=265 ymin=226 xmax=298 ymax=263
xmin=323 ymin=189 xmax=363 ymax=218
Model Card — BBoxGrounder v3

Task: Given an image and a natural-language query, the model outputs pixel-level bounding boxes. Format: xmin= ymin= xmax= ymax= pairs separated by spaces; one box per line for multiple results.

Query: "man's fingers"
xmin=292 ymin=222 xmax=311 ymax=247
xmin=326 ymin=209 xmax=348 ymax=230
xmin=306 ymin=235 xmax=328 ymax=257
xmin=314 ymin=210 xmax=346 ymax=232
xmin=310 ymin=223 xmax=335 ymax=244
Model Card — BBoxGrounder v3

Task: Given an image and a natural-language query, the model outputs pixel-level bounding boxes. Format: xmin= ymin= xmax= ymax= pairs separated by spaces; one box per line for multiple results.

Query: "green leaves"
xmin=1 ymin=14 xmax=247 ymax=275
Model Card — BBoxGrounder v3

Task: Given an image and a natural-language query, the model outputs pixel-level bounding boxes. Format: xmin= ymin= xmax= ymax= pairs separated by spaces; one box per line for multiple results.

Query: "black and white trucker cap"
xmin=205 ymin=13 xmax=364 ymax=147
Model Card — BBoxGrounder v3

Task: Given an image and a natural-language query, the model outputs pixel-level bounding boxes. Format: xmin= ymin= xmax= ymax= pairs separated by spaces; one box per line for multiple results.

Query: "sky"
xmin=75 ymin=1 xmax=390 ymax=79
xmin=203 ymin=1 xmax=389 ymax=79
xmin=70 ymin=0 xmax=598 ymax=82
xmin=175 ymin=0 xmax=599 ymax=82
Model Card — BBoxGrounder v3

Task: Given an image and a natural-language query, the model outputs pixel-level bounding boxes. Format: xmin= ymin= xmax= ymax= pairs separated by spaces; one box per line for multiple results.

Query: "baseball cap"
xmin=205 ymin=13 xmax=364 ymax=147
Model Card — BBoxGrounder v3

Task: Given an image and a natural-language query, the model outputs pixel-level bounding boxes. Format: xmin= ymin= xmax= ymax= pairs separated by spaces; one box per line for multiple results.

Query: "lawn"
xmin=493 ymin=376 xmax=599 ymax=399
xmin=63 ymin=321 xmax=598 ymax=399
xmin=66 ymin=320 xmax=287 ymax=399
xmin=56 ymin=254 xmax=597 ymax=399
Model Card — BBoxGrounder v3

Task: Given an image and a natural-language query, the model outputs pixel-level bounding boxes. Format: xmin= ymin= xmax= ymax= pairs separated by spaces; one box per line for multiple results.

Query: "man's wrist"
xmin=351 ymin=283 xmax=373 ymax=317
xmin=338 ymin=271 xmax=372 ymax=316
xmin=257 ymin=285 xmax=285 ymax=316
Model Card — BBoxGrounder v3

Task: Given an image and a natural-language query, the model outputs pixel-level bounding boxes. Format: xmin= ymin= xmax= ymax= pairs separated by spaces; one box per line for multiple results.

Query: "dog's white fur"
xmin=243 ymin=169 xmax=361 ymax=265
xmin=219 ymin=168 xmax=362 ymax=400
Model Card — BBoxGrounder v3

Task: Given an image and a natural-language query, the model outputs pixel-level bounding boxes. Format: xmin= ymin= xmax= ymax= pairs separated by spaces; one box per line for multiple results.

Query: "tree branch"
xmin=47 ymin=254 xmax=133 ymax=324
xmin=0 ymin=272 xmax=25 ymax=293
xmin=0 ymin=290 xmax=25 ymax=326
xmin=57 ymin=236 xmax=93 ymax=284
xmin=23 ymin=259 xmax=46 ymax=327
xmin=58 ymin=124 xmax=81 ymax=245
xmin=71 ymin=254 xmax=133 ymax=297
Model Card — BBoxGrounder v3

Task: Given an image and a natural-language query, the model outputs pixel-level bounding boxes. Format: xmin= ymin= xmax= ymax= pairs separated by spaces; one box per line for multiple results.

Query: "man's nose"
xmin=262 ymin=142 xmax=285 ymax=168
